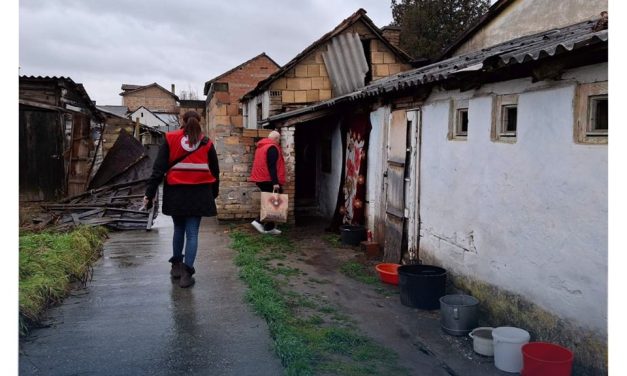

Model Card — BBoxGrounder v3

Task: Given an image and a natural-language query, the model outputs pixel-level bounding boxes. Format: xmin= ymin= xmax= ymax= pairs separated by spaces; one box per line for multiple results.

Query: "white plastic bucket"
xmin=469 ymin=327 xmax=494 ymax=356
xmin=492 ymin=326 xmax=530 ymax=373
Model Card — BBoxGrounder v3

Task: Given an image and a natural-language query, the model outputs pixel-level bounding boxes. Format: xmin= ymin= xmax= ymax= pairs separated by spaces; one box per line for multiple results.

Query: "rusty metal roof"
xmin=20 ymin=75 xmax=104 ymax=121
xmin=268 ymin=18 xmax=607 ymax=125
xmin=118 ymin=82 xmax=179 ymax=101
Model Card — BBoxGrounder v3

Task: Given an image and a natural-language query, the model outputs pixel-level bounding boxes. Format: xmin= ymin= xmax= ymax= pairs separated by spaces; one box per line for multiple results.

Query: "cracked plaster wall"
xmin=418 ymin=63 xmax=607 ymax=335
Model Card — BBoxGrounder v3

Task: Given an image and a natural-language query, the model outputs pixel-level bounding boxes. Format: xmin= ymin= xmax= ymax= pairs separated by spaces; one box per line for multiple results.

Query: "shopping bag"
xmin=260 ymin=191 xmax=289 ymax=223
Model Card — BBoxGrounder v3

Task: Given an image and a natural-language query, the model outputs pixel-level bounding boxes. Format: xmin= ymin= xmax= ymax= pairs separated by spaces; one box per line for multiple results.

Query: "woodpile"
xmin=34 ymin=179 xmax=158 ymax=231
xmin=32 ymin=128 xmax=159 ymax=232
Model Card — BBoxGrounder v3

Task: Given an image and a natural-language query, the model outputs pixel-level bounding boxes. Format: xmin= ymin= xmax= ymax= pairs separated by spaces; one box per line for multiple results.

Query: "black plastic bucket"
xmin=398 ymin=265 xmax=447 ymax=309
xmin=339 ymin=225 xmax=366 ymax=246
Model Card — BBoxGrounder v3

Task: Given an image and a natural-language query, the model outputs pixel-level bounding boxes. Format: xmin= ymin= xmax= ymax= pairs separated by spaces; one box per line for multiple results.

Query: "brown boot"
xmin=169 ymin=256 xmax=183 ymax=278
xmin=179 ymin=264 xmax=195 ymax=288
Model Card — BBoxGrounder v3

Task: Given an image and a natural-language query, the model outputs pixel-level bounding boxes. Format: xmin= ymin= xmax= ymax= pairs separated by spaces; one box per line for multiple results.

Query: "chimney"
xmin=171 ymin=84 xmax=175 ymax=94
xmin=381 ymin=25 xmax=401 ymax=48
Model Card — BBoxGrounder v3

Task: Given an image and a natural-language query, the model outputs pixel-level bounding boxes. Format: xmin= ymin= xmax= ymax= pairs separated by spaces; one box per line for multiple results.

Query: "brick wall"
xmin=280 ymin=127 xmax=296 ymax=224
xmin=370 ymin=39 xmax=412 ymax=80
xmin=209 ymin=96 xmax=260 ymax=221
xmin=206 ymin=54 xmax=280 ymax=221
xmin=271 ymin=46 xmax=333 ymax=107
xmin=208 ymin=90 xmax=282 ymax=221
xmin=122 ymin=86 xmax=178 ymax=113
xmin=179 ymin=103 xmax=206 ymax=130
xmin=222 ymin=55 xmax=279 ymax=104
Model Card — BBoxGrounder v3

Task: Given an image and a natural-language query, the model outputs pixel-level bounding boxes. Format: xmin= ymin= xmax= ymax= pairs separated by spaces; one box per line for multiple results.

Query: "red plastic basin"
xmin=375 ymin=263 xmax=400 ymax=285
xmin=522 ymin=342 xmax=573 ymax=376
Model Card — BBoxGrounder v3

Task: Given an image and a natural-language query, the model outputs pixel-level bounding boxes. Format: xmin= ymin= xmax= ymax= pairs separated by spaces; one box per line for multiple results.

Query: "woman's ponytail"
xmin=182 ymin=110 xmax=202 ymax=145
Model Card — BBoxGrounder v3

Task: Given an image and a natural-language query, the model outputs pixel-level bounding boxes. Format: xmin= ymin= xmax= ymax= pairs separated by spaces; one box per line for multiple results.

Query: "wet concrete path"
xmin=19 ymin=214 xmax=283 ymax=376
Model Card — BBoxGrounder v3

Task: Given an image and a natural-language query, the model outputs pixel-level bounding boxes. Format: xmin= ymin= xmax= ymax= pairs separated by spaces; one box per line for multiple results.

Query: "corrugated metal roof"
xmin=322 ymin=32 xmax=369 ymax=96
xmin=268 ymin=19 xmax=607 ymax=125
xmin=154 ymin=112 xmax=180 ymax=128
xmin=20 ymin=75 xmax=104 ymax=121
xmin=96 ymin=105 xmax=129 ymax=119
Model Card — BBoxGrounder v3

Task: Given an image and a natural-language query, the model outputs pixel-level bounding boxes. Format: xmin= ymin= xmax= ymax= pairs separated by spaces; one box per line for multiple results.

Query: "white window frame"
xmin=491 ymin=94 xmax=518 ymax=143
xmin=574 ymin=81 xmax=608 ymax=144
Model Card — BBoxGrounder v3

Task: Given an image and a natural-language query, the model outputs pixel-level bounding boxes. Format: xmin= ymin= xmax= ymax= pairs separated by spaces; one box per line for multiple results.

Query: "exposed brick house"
xmin=203 ymin=53 xmax=280 ymax=220
xmin=241 ymin=8 xmax=414 ymax=128
xmin=239 ymin=9 xmax=416 ymax=223
xmin=120 ymin=83 xmax=179 ymax=113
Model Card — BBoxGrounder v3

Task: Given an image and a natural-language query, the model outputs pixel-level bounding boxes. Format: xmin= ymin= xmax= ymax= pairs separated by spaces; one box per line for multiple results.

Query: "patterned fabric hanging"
xmin=334 ymin=112 xmax=371 ymax=226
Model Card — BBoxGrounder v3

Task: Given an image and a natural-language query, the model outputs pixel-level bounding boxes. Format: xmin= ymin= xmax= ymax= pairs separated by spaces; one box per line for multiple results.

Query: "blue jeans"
xmin=172 ymin=216 xmax=202 ymax=268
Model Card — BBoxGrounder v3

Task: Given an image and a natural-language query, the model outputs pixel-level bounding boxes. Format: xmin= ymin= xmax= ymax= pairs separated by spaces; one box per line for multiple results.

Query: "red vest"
xmin=249 ymin=138 xmax=286 ymax=185
xmin=165 ymin=129 xmax=216 ymax=185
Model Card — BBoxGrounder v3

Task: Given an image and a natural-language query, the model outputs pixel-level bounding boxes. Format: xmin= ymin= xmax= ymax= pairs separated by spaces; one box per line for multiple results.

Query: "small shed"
xmin=19 ymin=76 xmax=105 ymax=201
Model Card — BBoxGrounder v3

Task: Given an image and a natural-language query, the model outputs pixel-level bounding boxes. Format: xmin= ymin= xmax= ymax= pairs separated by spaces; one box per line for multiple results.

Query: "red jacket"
xmin=165 ymin=129 xmax=216 ymax=185
xmin=249 ymin=138 xmax=286 ymax=185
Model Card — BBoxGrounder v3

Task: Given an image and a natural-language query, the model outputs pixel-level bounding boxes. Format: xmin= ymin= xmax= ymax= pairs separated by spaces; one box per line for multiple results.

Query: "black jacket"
xmin=145 ymin=140 xmax=220 ymax=217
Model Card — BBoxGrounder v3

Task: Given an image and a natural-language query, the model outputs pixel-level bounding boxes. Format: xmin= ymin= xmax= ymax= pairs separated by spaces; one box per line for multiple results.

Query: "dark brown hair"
xmin=182 ymin=110 xmax=202 ymax=145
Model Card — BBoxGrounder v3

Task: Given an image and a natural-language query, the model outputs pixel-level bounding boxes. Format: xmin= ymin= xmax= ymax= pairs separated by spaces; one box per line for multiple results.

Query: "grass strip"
xmin=340 ymin=261 xmax=379 ymax=285
xmin=19 ymin=226 xmax=108 ymax=335
xmin=230 ymin=230 xmax=409 ymax=376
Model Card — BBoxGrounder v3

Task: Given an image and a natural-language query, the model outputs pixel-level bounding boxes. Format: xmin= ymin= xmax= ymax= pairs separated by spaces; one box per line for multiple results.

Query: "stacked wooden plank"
xmin=33 ymin=129 xmax=161 ymax=232
xmin=36 ymin=179 xmax=159 ymax=231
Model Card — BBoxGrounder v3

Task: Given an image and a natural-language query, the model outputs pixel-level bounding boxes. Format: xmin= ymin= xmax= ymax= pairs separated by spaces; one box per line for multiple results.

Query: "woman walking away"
xmin=144 ymin=110 xmax=220 ymax=288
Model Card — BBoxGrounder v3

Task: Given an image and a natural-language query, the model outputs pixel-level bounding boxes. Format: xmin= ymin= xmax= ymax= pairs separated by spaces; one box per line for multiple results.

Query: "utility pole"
xmin=134 ymin=117 xmax=141 ymax=141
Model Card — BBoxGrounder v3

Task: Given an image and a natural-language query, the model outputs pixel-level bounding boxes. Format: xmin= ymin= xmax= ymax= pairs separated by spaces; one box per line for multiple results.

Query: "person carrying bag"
xmin=249 ymin=130 xmax=287 ymax=235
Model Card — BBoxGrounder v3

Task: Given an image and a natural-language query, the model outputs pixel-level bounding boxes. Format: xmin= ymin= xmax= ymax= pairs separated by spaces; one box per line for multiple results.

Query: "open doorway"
xmin=294 ymin=122 xmax=318 ymax=213
xmin=293 ymin=116 xmax=342 ymax=225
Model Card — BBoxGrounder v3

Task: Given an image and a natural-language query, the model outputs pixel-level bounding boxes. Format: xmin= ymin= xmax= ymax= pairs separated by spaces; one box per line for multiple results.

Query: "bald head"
xmin=268 ymin=130 xmax=281 ymax=143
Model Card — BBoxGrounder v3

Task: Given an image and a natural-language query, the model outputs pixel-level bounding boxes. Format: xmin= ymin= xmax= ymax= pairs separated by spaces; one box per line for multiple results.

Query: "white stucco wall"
xmin=418 ymin=63 xmax=607 ymax=333
xmin=129 ymin=107 xmax=166 ymax=128
xmin=454 ymin=0 xmax=607 ymax=55
xmin=318 ymin=120 xmax=342 ymax=218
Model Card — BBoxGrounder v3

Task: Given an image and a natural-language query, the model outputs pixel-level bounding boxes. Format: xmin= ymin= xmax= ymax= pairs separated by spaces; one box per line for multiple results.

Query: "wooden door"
xmin=384 ymin=110 xmax=408 ymax=262
xmin=67 ymin=114 xmax=93 ymax=196
xmin=406 ymin=110 xmax=421 ymax=263
xmin=19 ymin=109 xmax=65 ymax=201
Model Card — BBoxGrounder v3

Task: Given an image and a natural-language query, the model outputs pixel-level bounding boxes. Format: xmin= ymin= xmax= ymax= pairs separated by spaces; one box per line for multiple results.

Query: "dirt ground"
xmin=262 ymin=216 xmax=508 ymax=376
xmin=19 ymin=202 xmax=48 ymax=232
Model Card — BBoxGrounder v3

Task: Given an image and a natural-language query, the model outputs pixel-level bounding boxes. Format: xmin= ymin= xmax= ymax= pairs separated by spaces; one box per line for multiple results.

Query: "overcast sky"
xmin=19 ymin=0 xmax=397 ymax=105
